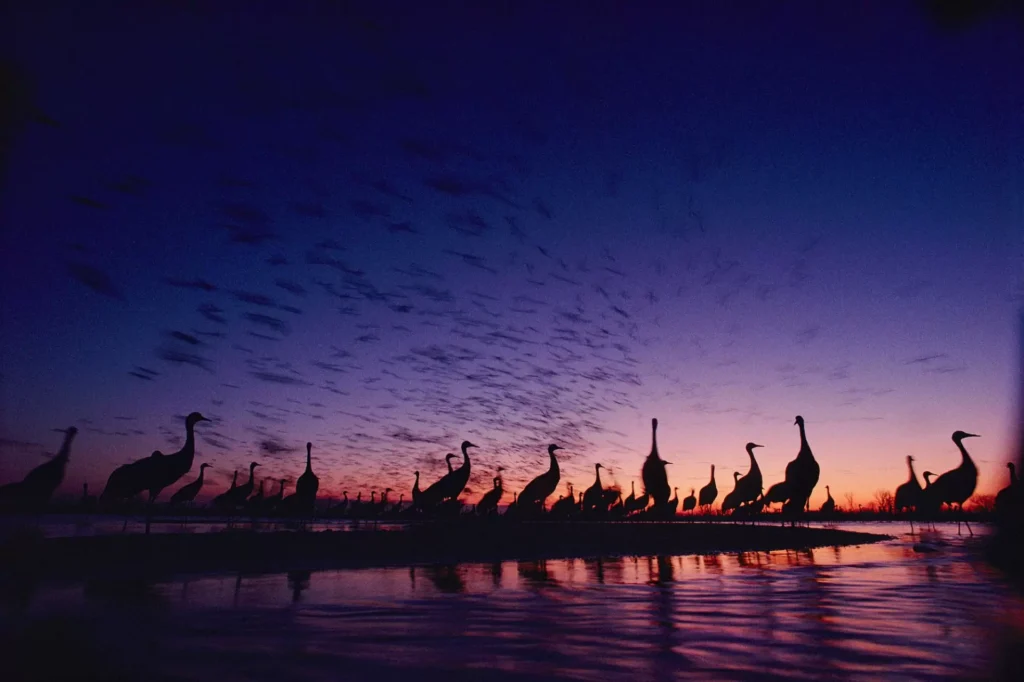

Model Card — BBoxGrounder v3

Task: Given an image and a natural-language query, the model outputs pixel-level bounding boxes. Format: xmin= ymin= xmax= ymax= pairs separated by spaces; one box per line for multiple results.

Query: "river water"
xmin=1 ymin=521 xmax=1021 ymax=681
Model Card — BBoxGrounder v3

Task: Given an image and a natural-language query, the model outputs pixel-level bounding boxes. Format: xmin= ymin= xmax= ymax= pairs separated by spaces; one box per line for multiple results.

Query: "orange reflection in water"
xmin=1 ymin=522 xmax=1019 ymax=681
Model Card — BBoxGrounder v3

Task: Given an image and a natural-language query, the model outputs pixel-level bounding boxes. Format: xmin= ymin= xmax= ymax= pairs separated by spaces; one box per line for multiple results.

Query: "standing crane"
xmin=0 ymin=426 xmax=78 ymax=510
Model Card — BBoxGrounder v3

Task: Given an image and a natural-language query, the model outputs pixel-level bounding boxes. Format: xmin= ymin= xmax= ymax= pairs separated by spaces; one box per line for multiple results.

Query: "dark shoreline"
xmin=0 ymin=520 xmax=889 ymax=581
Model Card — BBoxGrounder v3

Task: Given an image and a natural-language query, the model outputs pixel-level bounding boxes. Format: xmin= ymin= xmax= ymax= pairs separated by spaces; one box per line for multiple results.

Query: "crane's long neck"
xmin=595 ymin=466 xmax=602 ymax=487
xmin=907 ymin=458 xmax=917 ymax=482
xmin=198 ymin=467 xmax=205 ymax=484
xmin=747 ymin=447 xmax=759 ymax=471
xmin=549 ymin=449 xmax=559 ymax=476
xmin=182 ymin=422 xmax=197 ymax=466
xmin=247 ymin=466 xmax=256 ymax=484
xmin=651 ymin=422 xmax=659 ymax=459
xmin=1011 ymin=465 xmax=1018 ymax=485
xmin=413 ymin=472 xmax=420 ymax=491
xmin=56 ymin=431 xmax=75 ymax=462
xmin=798 ymin=422 xmax=809 ymax=455
xmin=955 ymin=438 xmax=975 ymax=469
xmin=461 ymin=445 xmax=471 ymax=468
xmin=709 ymin=465 xmax=715 ymax=482
xmin=305 ymin=446 xmax=312 ymax=473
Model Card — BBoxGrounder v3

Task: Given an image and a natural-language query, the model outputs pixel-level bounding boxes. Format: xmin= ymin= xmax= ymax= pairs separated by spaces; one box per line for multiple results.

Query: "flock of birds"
xmin=0 ymin=410 xmax=1015 ymax=536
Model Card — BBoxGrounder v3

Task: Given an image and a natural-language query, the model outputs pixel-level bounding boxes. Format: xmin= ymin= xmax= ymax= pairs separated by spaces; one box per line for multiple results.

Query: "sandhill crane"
xmin=477 ymin=468 xmax=505 ymax=515
xmin=0 ymin=427 xmax=78 ymax=510
xmin=549 ymin=483 xmax=577 ymax=518
xmin=212 ymin=470 xmax=239 ymax=509
xmin=263 ymin=479 xmax=286 ymax=514
xmin=641 ymin=418 xmax=670 ymax=509
xmin=682 ymin=488 xmax=696 ymax=514
xmin=246 ymin=478 xmax=266 ymax=513
xmin=735 ymin=443 xmax=764 ymax=507
xmin=780 ymin=415 xmax=819 ymax=516
xmin=623 ymin=481 xmax=637 ymax=513
xmin=996 ymin=463 xmax=1019 ymax=519
xmin=667 ymin=487 xmax=679 ymax=516
xmin=582 ymin=463 xmax=607 ymax=513
xmin=442 ymin=441 xmax=476 ymax=502
xmin=820 ymin=485 xmax=835 ymax=514
xmin=721 ymin=472 xmax=743 ymax=513
xmin=222 ymin=461 xmax=260 ymax=508
xmin=517 ymin=444 xmax=562 ymax=512
xmin=281 ymin=442 xmax=320 ymax=518
xmin=169 ymin=463 xmax=211 ymax=506
xmin=418 ymin=452 xmax=463 ymax=510
xmin=100 ymin=412 xmax=208 ymax=507
xmin=330 ymin=491 xmax=350 ymax=517
xmin=894 ymin=455 xmax=922 ymax=515
xmin=77 ymin=482 xmax=96 ymax=512
xmin=929 ymin=431 xmax=980 ymax=535
xmin=698 ymin=465 xmax=717 ymax=512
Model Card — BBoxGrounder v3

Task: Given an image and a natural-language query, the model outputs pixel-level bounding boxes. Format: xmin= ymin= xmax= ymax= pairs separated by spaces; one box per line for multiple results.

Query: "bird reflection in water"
xmin=287 ymin=570 xmax=311 ymax=602
xmin=518 ymin=560 xmax=557 ymax=588
xmin=425 ymin=565 xmax=465 ymax=593
xmin=490 ymin=561 xmax=502 ymax=588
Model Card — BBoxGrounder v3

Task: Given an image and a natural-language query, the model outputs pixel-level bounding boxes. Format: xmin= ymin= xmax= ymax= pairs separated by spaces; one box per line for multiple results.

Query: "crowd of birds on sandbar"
xmin=0 ymin=411 xmax=1017 ymax=535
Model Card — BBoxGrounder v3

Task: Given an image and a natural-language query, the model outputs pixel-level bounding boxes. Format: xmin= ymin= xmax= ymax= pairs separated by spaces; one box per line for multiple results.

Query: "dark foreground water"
xmin=2 ymin=522 xmax=1021 ymax=681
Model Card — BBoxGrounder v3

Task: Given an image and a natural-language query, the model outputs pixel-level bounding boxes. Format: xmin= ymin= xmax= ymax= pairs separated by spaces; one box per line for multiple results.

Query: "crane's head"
xmin=65 ymin=426 xmax=79 ymax=438
xmin=1008 ymin=462 xmax=1016 ymax=472
xmin=186 ymin=412 xmax=208 ymax=427
xmin=385 ymin=487 xmax=394 ymax=493
xmin=952 ymin=430 xmax=980 ymax=441
xmin=923 ymin=471 xmax=935 ymax=481
xmin=445 ymin=453 xmax=456 ymax=463
xmin=200 ymin=463 xmax=211 ymax=469
xmin=746 ymin=442 xmax=763 ymax=450
xmin=794 ymin=415 xmax=805 ymax=426
xmin=734 ymin=471 xmax=741 ymax=480
xmin=595 ymin=463 xmax=603 ymax=470
xmin=461 ymin=440 xmax=477 ymax=451
xmin=306 ymin=442 xmax=312 ymax=451
xmin=414 ymin=470 xmax=420 ymax=476
xmin=548 ymin=444 xmax=562 ymax=454
xmin=652 ymin=418 xmax=658 ymax=430
xmin=497 ymin=466 xmax=505 ymax=472
xmin=907 ymin=455 xmax=914 ymax=463
xmin=250 ymin=461 xmax=260 ymax=470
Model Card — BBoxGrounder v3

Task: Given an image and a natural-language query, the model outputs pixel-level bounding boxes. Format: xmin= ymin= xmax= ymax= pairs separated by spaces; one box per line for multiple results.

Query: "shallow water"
xmin=2 ymin=522 xmax=1021 ymax=681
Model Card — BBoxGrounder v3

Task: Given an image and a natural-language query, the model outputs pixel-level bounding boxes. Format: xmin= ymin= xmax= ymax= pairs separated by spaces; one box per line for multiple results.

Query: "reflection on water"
xmin=0 ymin=523 xmax=1019 ymax=680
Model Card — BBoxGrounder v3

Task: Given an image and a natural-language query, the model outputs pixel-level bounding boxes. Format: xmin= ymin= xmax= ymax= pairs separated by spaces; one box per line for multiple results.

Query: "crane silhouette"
xmin=0 ymin=426 xmax=78 ymax=510
xmin=996 ymin=463 xmax=1019 ymax=519
xmin=222 ymin=461 xmax=260 ymax=508
xmin=894 ymin=455 xmax=922 ymax=515
xmin=820 ymin=485 xmax=835 ymax=514
xmin=682 ymin=488 xmax=696 ymax=514
xmin=517 ymin=444 xmax=562 ymax=513
xmin=697 ymin=465 xmax=717 ymax=512
xmin=641 ymin=418 xmax=670 ymax=510
xmin=623 ymin=481 xmax=637 ymax=514
xmin=929 ymin=431 xmax=980 ymax=535
xmin=549 ymin=483 xmax=577 ymax=518
xmin=775 ymin=416 xmax=820 ymax=517
xmin=441 ymin=441 xmax=476 ymax=503
xmin=582 ymin=463 xmax=606 ymax=513
xmin=735 ymin=443 xmax=764 ymax=508
xmin=279 ymin=442 xmax=319 ymax=518
xmin=721 ymin=471 xmax=743 ymax=513
xmin=212 ymin=470 xmax=239 ymax=509
xmin=100 ymin=412 xmax=207 ymax=505
xmin=667 ymin=487 xmax=679 ymax=516
xmin=476 ymin=468 xmax=505 ymax=515
xmin=246 ymin=478 xmax=266 ymax=513
xmin=169 ymin=463 xmax=211 ymax=506
xmin=263 ymin=478 xmax=286 ymax=514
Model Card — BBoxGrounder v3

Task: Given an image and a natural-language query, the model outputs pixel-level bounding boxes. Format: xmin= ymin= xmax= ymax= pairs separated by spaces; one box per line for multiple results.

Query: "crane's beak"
xmin=964 ymin=433 xmax=980 ymax=438
xmin=752 ymin=443 xmax=764 ymax=449
xmin=662 ymin=461 xmax=672 ymax=465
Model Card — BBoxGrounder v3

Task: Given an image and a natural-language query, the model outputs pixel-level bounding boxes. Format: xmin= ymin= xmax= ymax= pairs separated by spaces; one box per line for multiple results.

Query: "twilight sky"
xmin=1 ymin=1 xmax=1021 ymax=507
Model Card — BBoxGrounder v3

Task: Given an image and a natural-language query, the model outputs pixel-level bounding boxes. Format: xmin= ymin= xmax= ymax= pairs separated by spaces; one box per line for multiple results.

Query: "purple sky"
xmin=1 ymin=2 xmax=1021 ymax=506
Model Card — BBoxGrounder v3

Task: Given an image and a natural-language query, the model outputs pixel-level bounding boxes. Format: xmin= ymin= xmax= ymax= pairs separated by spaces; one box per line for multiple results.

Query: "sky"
xmin=1 ymin=1 xmax=1021 ymax=507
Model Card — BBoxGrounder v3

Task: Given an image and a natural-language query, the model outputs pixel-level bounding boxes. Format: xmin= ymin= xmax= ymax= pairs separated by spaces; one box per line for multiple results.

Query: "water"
xmin=2 ymin=522 xmax=1021 ymax=681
